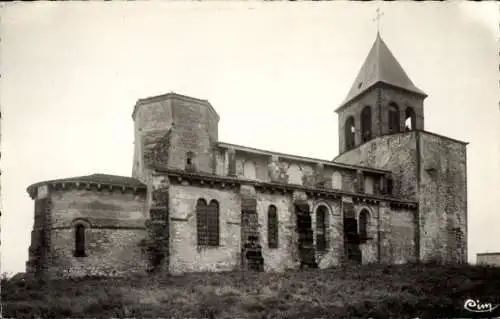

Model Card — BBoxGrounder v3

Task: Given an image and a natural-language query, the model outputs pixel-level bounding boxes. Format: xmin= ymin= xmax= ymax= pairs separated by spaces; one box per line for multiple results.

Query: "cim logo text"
xmin=464 ymin=299 xmax=499 ymax=313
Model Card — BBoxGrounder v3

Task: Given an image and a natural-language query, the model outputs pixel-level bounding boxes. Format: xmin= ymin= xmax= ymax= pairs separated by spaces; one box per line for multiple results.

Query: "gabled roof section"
xmin=336 ymin=33 xmax=426 ymax=111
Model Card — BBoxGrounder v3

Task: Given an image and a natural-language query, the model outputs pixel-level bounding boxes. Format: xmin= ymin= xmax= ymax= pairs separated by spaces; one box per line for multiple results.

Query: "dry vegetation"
xmin=2 ymin=262 xmax=500 ymax=318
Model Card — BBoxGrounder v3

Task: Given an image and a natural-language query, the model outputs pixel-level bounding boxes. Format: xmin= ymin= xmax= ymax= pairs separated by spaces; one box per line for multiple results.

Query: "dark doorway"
xmin=343 ymin=203 xmax=362 ymax=263
xmin=296 ymin=203 xmax=318 ymax=268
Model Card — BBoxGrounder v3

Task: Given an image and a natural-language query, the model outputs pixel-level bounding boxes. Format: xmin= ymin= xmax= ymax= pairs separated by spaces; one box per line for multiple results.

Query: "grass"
xmin=2 ymin=263 xmax=500 ymax=318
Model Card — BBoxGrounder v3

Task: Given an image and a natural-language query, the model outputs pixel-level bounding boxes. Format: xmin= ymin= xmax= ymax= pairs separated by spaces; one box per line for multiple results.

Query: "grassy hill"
xmin=2 ymin=263 xmax=500 ymax=318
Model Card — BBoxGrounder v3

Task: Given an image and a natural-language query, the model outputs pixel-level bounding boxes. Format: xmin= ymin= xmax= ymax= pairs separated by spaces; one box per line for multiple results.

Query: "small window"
xmin=268 ymin=205 xmax=279 ymax=249
xmin=186 ymin=152 xmax=195 ymax=171
xmin=74 ymin=224 xmax=87 ymax=257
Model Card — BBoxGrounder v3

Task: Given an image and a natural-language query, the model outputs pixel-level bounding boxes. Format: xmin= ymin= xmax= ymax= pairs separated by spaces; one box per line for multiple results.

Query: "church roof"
xmin=27 ymin=173 xmax=146 ymax=198
xmin=132 ymin=92 xmax=219 ymax=122
xmin=337 ymin=33 xmax=426 ymax=111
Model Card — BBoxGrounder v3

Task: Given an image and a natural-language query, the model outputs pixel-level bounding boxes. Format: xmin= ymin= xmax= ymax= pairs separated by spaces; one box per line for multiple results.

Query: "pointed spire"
xmin=337 ymin=33 xmax=426 ymax=110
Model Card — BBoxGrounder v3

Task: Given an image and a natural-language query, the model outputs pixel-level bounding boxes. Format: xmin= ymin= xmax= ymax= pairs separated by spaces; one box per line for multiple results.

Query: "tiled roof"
xmin=338 ymin=33 xmax=426 ymax=110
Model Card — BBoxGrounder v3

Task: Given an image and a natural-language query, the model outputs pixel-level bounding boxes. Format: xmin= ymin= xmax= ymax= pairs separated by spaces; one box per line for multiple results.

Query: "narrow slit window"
xmin=268 ymin=205 xmax=279 ymax=249
xmin=74 ymin=224 xmax=87 ymax=257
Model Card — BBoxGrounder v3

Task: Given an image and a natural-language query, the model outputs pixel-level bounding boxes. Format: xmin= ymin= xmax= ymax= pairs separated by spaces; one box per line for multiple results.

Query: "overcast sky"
xmin=1 ymin=2 xmax=498 ymax=274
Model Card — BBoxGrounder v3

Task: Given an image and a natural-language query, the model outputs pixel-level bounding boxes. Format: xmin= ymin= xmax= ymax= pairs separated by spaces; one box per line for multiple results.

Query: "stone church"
xmin=26 ymin=33 xmax=468 ymax=278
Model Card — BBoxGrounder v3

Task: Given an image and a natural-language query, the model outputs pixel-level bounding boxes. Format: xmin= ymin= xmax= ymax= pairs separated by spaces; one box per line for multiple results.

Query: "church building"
xmin=25 ymin=33 xmax=468 ymax=278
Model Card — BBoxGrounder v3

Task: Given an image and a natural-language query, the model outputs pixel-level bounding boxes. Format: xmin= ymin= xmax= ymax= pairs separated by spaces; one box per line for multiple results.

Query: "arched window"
xmin=196 ymin=198 xmax=208 ymax=246
xmin=388 ymin=103 xmax=400 ymax=134
xmin=344 ymin=116 xmax=356 ymax=150
xmin=359 ymin=209 xmax=370 ymax=242
xmin=267 ymin=205 xmax=278 ymax=249
xmin=361 ymin=106 xmax=372 ymax=142
xmin=197 ymin=199 xmax=220 ymax=247
xmin=405 ymin=107 xmax=416 ymax=131
xmin=207 ymin=200 xmax=220 ymax=246
xmin=316 ymin=205 xmax=329 ymax=251
xmin=331 ymin=171 xmax=342 ymax=190
xmin=74 ymin=224 xmax=87 ymax=257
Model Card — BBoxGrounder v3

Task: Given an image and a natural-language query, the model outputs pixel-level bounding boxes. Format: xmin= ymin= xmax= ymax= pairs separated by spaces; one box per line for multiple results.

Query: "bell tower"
xmin=335 ymin=32 xmax=428 ymax=154
xmin=334 ymin=28 xmax=468 ymax=264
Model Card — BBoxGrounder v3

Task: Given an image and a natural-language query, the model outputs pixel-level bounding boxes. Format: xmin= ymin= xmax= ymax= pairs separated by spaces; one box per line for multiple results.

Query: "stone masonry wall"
xmin=419 ymin=132 xmax=467 ymax=263
xmin=335 ymin=133 xmax=419 ymax=263
xmin=257 ymin=192 xmax=296 ymax=271
xmin=338 ymin=87 xmax=382 ymax=153
xmin=168 ymin=98 xmax=218 ymax=174
xmin=168 ymin=184 xmax=241 ymax=274
xmin=217 ymin=147 xmax=378 ymax=195
xmin=46 ymin=188 xmax=148 ymax=278
xmin=50 ymin=188 xmax=147 ymax=228
xmin=337 ymin=86 xmax=424 ymax=154
xmin=477 ymin=254 xmax=500 ymax=266
xmin=311 ymin=198 xmax=344 ymax=268
xmin=235 ymin=152 xmax=272 ymax=182
xmin=375 ymin=202 xmax=416 ymax=264
xmin=132 ymin=98 xmax=173 ymax=183
xmin=169 ymin=181 xmax=374 ymax=273
xmin=50 ymin=228 xmax=147 ymax=278
xmin=388 ymin=208 xmax=416 ymax=264
xmin=353 ymin=202 xmax=380 ymax=264
xmin=168 ymin=178 xmax=393 ymax=273
xmin=335 ymin=131 xmax=418 ymax=200
xmin=379 ymin=87 xmax=425 ymax=134
xmin=335 ymin=130 xmax=466 ymax=263
xmin=26 ymin=192 xmax=52 ymax=275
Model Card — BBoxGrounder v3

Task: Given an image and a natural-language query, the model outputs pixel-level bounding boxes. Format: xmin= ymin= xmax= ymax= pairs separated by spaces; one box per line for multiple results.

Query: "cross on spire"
xmin=373 ymin=7 xmax=384 ymax=33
